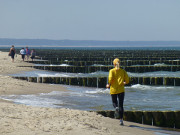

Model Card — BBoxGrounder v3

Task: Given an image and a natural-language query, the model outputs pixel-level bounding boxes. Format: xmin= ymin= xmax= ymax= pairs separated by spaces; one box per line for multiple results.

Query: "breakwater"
xmin=96 ymin=110 xmax=180 ymax=129
xmin=28 ymin=49 xmax=180 ymax=68
xmin=20 ymin=65 xmax=180 ymax=73
xmin=13 ymin=76 xmax=180 ymax=87
xmin=28 ymin=59 xmax=180 ymax=66
xmin=21 ymin=49 xmax=180 ymax=86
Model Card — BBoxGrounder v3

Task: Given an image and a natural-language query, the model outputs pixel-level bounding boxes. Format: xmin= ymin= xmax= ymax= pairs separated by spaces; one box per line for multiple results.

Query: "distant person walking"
xmin=30 ymin=49 xmax=36 ymax=61
xmin=106 ymin=58 xmax=129 ymax=125
xmin=25 ymin=46 xmax=31 ymax=61
xmin=9 ymin=45 xmax=16 ymax=62
xmin=20 ymin=48 xmax=26 ymax=61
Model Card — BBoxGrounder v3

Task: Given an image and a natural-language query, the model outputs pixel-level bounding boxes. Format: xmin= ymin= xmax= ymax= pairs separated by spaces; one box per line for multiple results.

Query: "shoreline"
xmin=0 ymin=51 xmax=177 ymax=135
xmin=0 ymin=51 xmax=68 ymax=96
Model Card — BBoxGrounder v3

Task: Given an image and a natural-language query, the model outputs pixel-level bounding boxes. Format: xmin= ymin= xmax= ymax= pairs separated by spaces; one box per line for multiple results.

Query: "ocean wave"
xmin=154 ymin=63 xmax=167 ymax=66
xmin=128 ymin=84 xmax=174 ymax=90
xmin=91 ymin=64 xmax=105 ymax=66
xmin=85 ymin=88 xmax=109 ymax=94
xmin=0 ymin=94 xmax=64 ymax=108
xmin=35 ymin=64 xmax=72 ymax=66
xmin=128 ymin=71 xmax=180 ymax=77
xmin=59 ymin=64 xmax=71 ymax=66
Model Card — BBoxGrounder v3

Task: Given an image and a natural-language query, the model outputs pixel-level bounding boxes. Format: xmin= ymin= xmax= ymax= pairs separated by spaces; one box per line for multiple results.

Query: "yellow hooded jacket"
xmin=108 ymin=68 xmax=129 ymax=94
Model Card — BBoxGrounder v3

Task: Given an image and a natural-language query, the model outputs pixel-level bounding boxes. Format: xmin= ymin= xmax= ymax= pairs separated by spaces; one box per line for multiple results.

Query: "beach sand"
xmin=0 ymin=51 xmax=158 ymax=135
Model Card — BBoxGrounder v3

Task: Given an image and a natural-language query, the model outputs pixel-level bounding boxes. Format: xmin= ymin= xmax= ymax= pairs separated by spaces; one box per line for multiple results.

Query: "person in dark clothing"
xmin=30 ymin=49 xmax=36 ymax=61
xmin=9 ymin=45 xmax=16 ymax=62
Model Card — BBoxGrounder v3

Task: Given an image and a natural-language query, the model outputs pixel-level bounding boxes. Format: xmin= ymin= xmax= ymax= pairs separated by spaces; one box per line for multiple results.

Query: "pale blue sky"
xmin=0 ymin=0 xmax=180 ymax=41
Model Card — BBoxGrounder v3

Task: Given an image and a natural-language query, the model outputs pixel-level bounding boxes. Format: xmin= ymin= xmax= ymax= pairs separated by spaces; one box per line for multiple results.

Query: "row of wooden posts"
xmin=39 ymin=56 xmax=180 ymax=62
xmin=13 ymin=76 xmax=180 ymax=87
xmin=96 ymin=110 xmax=180 ymax=129
xmin=21 ymin=65 xmax=180 ymax=73
xmin=29 ymin=59 xmax=180 ymax=66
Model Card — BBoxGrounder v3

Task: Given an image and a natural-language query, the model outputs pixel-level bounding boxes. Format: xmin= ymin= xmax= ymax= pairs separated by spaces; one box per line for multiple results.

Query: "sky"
xmin=0 ymin=0 xmax=180 ymax=41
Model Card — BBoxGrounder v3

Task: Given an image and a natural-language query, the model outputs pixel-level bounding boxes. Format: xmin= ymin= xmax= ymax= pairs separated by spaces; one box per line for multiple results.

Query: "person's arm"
xmin=123 ymin=70 xmax=129 ymax=85
xmin=9 ymin=48 xmax=11 ymax=55
xmin=106 ymin=70 xmax=113 ymax=88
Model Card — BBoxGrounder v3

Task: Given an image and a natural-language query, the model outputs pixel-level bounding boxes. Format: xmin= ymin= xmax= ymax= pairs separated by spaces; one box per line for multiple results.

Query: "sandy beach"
xmin=0 ymin=51 xmax=162 ymax=135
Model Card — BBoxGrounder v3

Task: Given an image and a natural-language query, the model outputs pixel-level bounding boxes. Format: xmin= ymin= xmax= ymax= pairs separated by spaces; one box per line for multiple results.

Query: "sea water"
xmin=10 ymin=70 xmax=180 ymax=78
xmin=2 ymin=70 xmax=180 ymax=111
xmin=1 ymin=84 xmax=180 ymax=111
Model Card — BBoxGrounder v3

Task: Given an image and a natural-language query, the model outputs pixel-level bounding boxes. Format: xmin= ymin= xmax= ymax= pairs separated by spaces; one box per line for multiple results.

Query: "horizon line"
xmin=0 ymin=38 xmax=180 ymax=42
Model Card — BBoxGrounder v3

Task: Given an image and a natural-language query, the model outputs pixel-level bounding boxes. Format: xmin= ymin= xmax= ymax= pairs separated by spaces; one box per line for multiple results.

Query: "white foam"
xmin=129 ymin=84 xmax=174 ymax=91
xmin=128 ymin=71 xmax=180 ymax=77
xmin=91 ymin=64 xmax=105 ymax=66
xmin=85 ymin=88 xmax=109 ymax=94
xmin=59 ymin=64 xmax=71 ymax=66
xmin=154 ymin=63 xmax=167 ymax=66
xmin=0 ymin=93 xmax=64 ymax=108
xmin=37 ymin=73 xmax=71 ymax=77
xmin=35 ymin=64 xmax=71 ymax=66
xmin=90 ymin=71 xmax=108 ymax=77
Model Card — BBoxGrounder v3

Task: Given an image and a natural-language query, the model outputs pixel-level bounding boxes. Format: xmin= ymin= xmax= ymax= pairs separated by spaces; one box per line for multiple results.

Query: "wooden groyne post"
xmin=96 ymin=110 xmax=180 ymax=129
xmin=13 ymin=76 xmax=180 ymax=87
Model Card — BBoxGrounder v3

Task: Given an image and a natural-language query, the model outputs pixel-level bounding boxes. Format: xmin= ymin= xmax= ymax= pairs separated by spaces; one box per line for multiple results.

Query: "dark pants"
xmin=21 ymin=54 xmax=25 ymax=60
xmin=111 ymin=92 xmax=125 ymax=119
xmin=11 ymin=54 xmax=15 ymax=59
